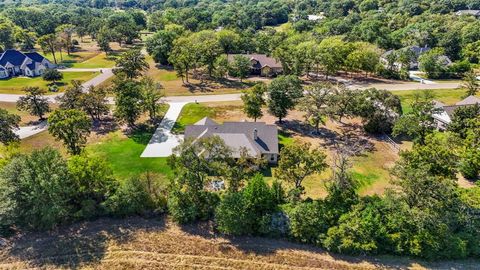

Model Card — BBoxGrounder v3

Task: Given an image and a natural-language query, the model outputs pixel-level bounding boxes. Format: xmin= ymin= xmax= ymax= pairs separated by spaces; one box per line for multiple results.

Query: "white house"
xmin=432 ymin=96 xmax=480 ymax=130
xmin=0 ymin=49 xmax=54 ymax=79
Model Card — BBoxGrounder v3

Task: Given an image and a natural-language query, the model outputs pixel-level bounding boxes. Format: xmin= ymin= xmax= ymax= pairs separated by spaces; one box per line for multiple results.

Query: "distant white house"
xmin=307 ymin=13 xmax=325 ymax=21
xmin=0 ymin=49 xmax=54 ymax=79
xmin=432 ymin=96 xmax=480 ymax=130
xmin=455 ymin=10 xmax=480 ymax=18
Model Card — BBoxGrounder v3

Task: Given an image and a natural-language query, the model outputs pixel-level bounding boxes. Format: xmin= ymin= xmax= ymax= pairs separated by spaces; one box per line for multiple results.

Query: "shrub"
xmin=322 ymin=197 xmax=389 ymax=255
xmin=106 ymin=174 xmax=167 ymax=217
xmin=284 ymin=201 xmax=328 ymax=245
xmin=215 ymin=174 xmax=277 ymax=235
xmin=68 ymin=154 xmax=118 ymax=219
xmin=168 ymin=188 xmax=219 ymax=224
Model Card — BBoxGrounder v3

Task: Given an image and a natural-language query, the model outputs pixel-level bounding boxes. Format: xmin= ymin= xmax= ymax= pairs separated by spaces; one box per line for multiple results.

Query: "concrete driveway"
xmin=140 ymin=102 xmax=187 ymax=158
xmin=15 ymin=121 xmax=48 ymax=139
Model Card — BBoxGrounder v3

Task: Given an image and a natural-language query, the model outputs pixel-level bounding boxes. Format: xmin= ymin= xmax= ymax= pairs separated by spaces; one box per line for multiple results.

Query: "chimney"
xmin=253 ymin=128 xmax=258 ymax=140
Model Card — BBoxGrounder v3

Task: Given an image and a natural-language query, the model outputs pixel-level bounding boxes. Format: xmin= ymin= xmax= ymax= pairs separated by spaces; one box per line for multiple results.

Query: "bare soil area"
xmin=1 ymin=217 xmax=478 ymax=270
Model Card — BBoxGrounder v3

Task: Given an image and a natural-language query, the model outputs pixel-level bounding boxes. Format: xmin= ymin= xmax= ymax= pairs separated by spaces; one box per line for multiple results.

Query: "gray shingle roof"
xmin=456 ymin=10 xmax=480 ymax=16
xmin=456 ymin=96 xmax=480 ymax=106
xmin=185 ymin=118 xmax=279 ymax=156
xmin=227 ymin=54 xmax=282 ymax=69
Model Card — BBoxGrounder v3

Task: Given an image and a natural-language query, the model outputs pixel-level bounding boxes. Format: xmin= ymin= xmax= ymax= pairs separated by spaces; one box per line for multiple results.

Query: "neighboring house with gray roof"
xmin=432 ymin=96 xmax=480 ymax=130
xmin=0 ymin=49 xmax=53 ymax=79
xmin=381 ymin=46 xmax=431 ymax=70
xmin=184 ymin=117 xmax=279 ymax=163
xmin=227 ymin=54 xmax=283 ymax=77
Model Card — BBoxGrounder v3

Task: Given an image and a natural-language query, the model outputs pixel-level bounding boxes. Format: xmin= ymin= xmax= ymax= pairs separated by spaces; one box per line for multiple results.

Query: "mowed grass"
xmin=86 ymin=130 xmax=173 ymax=181
xmin=72 ymin=52 xmax=116 ymax=68
xmin=18 ymin=127 xmax=173 ymax=183
xmin=45 ymin=51 xmax=116 ymax=68
xmin=391 ymin=88 xmax=477 ymax=113
xmin=0 ymin=71 xmax=99 ymax=94
xmin=171 ymin=103 xmax=216 ymax=133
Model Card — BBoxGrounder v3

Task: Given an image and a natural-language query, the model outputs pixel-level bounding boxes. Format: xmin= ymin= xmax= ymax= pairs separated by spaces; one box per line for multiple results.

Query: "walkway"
xmin=16 ymin=121 xmax=48 ymax=139
xmin=140 ymin=102 xmax=187 ymax=157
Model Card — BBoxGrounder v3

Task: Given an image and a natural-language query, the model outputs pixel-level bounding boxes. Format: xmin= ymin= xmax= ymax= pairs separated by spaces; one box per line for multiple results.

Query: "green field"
xmin=0 ymin=71 xmax=99 ymax=94
xmin=171 ymin=103 xmax=220 ymax=133
xmin=86 ymin=130 xmax=173 ymax=182
xmin=45 ymin=51 xmax=116 ymax=68
xmin=391 ymin=88 xmax=476 ymax=113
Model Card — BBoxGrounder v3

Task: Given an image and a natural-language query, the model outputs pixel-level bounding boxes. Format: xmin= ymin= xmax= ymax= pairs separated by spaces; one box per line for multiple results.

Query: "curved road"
xmin=3 ymin=71 xmax=461 ymax=143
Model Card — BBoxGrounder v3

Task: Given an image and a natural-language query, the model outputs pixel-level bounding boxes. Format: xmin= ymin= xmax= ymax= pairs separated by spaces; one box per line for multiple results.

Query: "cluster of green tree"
xmin=242 ymin=77 xmax=402 ymax=134
xmin=0 ymin=147 xmax=166 ymax=234
xmin=111 ymin=49 xmax=166 ymax=126
xmin=0 ymin=5 xmax=146 ymax=60
xmin=3 ymin=0 xmax=480 ymax=80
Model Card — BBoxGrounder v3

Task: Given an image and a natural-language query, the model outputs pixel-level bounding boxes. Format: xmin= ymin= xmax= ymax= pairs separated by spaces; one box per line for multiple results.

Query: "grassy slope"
xmin=0 ymin=72 xmax=99 ymax=94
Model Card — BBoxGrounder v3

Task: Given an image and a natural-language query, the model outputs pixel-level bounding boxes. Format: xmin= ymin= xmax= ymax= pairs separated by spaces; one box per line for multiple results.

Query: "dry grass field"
xmin=145 ymin=55 xmax=256 ymax=96
xmin=1 ymin=217 xmax=477 ymax=270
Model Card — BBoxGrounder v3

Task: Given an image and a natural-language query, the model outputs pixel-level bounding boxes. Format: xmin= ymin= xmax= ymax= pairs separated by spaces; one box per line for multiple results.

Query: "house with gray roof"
xmin=0 ymin=49 xmax=53 ymax=79
xmin=227 ymin=54 xmax=283 ymax=77
xmin=184 ymin=117 xmax=279 ymax=163
xmin=432 ymin=96 xmax=480 ymax=130
xmin=381 ymin=46 xmax=431 ymax=70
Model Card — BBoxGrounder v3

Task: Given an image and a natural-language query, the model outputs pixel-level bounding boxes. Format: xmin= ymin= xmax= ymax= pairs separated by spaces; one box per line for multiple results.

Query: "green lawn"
xmin=0 ymin=71 xmax=99 ymax=94
xmin=71 ymin=52 xmax=116 ymax=68
xmin=86 ymin=129 xmax=173 ymax=182
xmin=391 ymin=88 xmax=476 ymax=113
xmin=171 ymin=103 xmax=219 ymax=133
xmin=45 ymin=51 xmax=116 ymax=68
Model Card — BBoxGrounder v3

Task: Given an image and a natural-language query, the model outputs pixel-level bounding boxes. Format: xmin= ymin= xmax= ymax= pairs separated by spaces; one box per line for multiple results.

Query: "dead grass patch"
xmin=2 ymin=217 xmax=475 ymax=269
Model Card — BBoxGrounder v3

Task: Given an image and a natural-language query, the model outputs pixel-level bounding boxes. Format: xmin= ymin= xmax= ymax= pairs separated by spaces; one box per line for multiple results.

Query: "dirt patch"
xmin=2 ymin=217 xmax=476 ymax=269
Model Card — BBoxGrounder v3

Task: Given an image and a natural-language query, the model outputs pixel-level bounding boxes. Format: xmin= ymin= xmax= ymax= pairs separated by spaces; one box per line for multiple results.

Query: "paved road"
xmin=0 ymin=68 xmax=114 ymax=103
xmin=10 ymin=68 xmax=114 ymax=139
xmin=354 ymin=82 xmax=461 ymax=91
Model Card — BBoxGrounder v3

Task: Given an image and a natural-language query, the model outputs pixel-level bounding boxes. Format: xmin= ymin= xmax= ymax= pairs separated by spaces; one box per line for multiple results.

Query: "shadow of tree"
xmin=126 ymin=124 xmax=157 ymax=145
xmin=4 ymin=217 xmax=166 ymax=269
xmin=277 ymin=119 xmax=375 ymax=156
xmin=92 ymin=117 xmax=119 ymax=135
